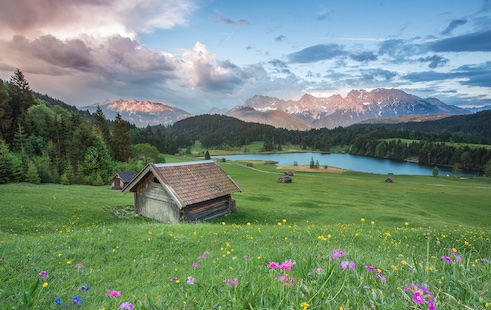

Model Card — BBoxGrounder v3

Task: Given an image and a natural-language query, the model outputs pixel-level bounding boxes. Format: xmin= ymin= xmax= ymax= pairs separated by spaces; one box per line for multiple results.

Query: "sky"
xmin=0 ymin=0 xmax=490 ymax=114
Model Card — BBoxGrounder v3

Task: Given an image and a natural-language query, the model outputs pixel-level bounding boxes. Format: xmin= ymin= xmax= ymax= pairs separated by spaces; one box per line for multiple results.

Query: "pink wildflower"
xmin=106 ymin=290 xmax=122 ymax=298
xmin=277 ymin=274 xmax=295 ymax=286
xmin=170 ymin=277 xmax=178 ymax=282
xmin=187 ymin=276 xmax=195 ymax=285
xmin=76 ymin=264 xmax=84 ymax=269
xmin=192 ymin=263 xmax=200 ymax=267
xmin=224 ymin=278 xmax=239 ymax=287
xmin=39 ymin=271 xmax=48 ymax=279
xmin=268 ymin=262 xmax=280 ymax=269
xmin=279 ymin=260 xmax=293 ymax=271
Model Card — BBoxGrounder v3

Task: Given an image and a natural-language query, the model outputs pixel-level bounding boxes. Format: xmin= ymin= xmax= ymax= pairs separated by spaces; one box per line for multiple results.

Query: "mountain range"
xmin=227 ymin=88 xmax=468 ymax=129
xmin=82 ymin=99 xmax=192 ymax=127
xmin=84 ymin=88 xmax=472 ymax=129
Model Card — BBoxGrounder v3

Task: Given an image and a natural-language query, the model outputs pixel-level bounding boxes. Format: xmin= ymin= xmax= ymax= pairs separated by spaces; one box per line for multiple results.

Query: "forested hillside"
xmin=0 ymin=70 xmax=148 ymax=185
xmin=2 ymin=68 xmax=491 ymax=185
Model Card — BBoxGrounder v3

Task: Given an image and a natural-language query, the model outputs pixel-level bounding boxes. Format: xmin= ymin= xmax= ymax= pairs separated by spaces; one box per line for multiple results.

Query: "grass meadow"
xmin=1 ymin=160 xmax=490 ymax=309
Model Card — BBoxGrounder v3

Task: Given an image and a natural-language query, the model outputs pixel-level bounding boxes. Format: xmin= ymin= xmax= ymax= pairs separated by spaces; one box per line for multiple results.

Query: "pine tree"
xmin=94 ymin=106 xmax=110 ymax=145
xmin=26 ymin=160 xmax=41 ymax=184
xmin=0 ymin=139 xmax=23 ymax=183
xmin=205 ymin=150 xmax=210 ymax=160
xmin=13 ymin=123 xmax=28 ymax=154
xmin=0 ymin=78 xmax=12 ymax=141
xmin=110 ymin=113 xmax=132 ymax=162
xmin=7 ymin=69 xmax=34 ymax=144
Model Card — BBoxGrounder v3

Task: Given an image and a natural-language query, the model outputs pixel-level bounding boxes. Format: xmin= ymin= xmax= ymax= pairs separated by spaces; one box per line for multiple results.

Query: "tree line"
xmin=1 ymin=69 xmax=490 ymax=185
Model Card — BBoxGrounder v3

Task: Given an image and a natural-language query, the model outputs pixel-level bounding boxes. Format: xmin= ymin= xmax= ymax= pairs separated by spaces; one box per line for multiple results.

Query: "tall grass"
xmin=1 ymin=161 xmax=490 ymax=309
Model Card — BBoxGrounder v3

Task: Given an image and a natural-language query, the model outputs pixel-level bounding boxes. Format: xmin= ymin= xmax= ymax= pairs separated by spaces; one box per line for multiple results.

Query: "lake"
xmin=215 ymin=152 xmax=473 ymax=176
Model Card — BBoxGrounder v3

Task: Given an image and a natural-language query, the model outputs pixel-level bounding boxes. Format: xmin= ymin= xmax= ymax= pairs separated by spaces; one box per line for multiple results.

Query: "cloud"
xmin=349 ymin=51 xmax=378 ymax=62
xmin=378 ymin=39 xmax=421 ymax=59
xmin=402 ymin=61 xmax=491 ymax=87
xmin=287 ymin=44 xmax=347 ymax=63
xmin=440 ymin=19 xmax=467 ymax=35
xmin=216 ymin=12 xmax=249 ymax=25
xmin=317 ymin=9 xmax=329 ymax=20
xmin=9 ymin=35 xmax=94 ymax=71
xmin=179 ymin=42 xmax=246 ymax=91
xmin=428 ymin=30 xmax=491 ymax=52
xmin=0 ymin=0 xmax=196 ymax=40
xmin=274 ymin=35 xmax=286 ymax=42
xmin=360 ymin=68 xmax=398 ymax=82
xmin=418 ymin=54 xmax=449 ymax=69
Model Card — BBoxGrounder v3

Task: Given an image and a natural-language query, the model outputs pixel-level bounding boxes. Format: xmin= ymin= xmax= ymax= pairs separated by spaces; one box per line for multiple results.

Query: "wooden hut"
xmin=122 ymin=161 xmax=242 ymax=223
xmin=112 ymin=171 xmax=136 ymax=190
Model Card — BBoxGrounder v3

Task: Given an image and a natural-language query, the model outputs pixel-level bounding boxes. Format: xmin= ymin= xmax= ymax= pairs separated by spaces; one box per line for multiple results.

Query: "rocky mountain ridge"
xmin=227 ymin=88 xmax=468 ymax=129
xmin=82 ymin=99 xmax=193 ymax=127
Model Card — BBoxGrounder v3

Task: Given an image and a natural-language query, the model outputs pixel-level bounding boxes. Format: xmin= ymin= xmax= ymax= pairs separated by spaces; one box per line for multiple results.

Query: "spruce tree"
xmin=0 ymin=139 xmax=23 ymax=183
xmin=26 ymin=160 xmax=41 ymax=184
xmin=0 ymin=79 xmax=12 ymax=141
xmin=110 ymin=113 xmax=132 ymax=162
xmin=94 ymin=106 xmax=110 ymax=145
xmin=7 ymin=69 xmax=34 ymax=144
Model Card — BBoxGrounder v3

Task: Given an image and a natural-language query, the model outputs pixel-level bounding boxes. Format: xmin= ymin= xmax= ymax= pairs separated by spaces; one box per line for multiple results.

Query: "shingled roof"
xmin=122 ymin=160 xmax=242 ymax=208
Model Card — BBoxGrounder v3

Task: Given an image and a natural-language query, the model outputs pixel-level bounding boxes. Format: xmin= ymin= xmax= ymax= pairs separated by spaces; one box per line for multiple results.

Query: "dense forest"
xmin=0 ymin=69 xmax=170 ymax=185
xmin=1 ymin=69 xmax=491 ymax=185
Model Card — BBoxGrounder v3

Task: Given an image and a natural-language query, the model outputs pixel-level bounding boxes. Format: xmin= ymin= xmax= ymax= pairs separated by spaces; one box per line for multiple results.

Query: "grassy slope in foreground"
xmin=0 ymin=164 xmax=490 ymax=309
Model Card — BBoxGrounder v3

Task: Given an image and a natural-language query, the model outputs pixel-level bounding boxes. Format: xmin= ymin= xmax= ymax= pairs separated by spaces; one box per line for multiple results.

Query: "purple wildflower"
xmin=341 ymin=261 xmax=356 ymax=270
xmin=119 ymin=302 xmax=134 ymax=310
xmin=187 ymin=276 xmax=195 ymax=285
xmin=170 ymin=277 xmax=178 ymax=282
xmin=331 ymin=249 xmax=345 ymax=260
xmin=39 ymin=271 xmax=49 ymax=279
xmin=192 ymin=263 xmax=200 ymax=267
xmin=412 ymin=292 xmax=425 ymax=304
xmin=365 ymin=265 xmax=377 ymax=272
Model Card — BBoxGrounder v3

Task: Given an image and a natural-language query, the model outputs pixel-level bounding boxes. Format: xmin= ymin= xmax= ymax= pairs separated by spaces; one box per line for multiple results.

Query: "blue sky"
xmin=0 ymin=0 xmax=490 ymax=114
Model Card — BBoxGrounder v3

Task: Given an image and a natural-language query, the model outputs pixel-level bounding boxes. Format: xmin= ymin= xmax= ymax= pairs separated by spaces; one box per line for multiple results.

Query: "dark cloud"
xmin=378 ymin=39 xmax=421 ymax=59
xmin=360 ymin=68 xmax=398 ymax=82
xmin=418 ymin=54 xmax=449 ymax=69
xmin=428 ymin=30 xmax=491 ymax=52
xmin=274 ymin=35 xmax=286 ymax=42
xmin=349 ymin=51 xmax=378 ymax=62
xmin=440 ymin=19 xmax=467 ymax=35
xmin=403 ymin=61 xmax=491 ymax=87
xmin=216 ymin=12 xmax=249 ymax=25
xmin=268 ymin=59 xmax=291 ymax=74
xmin=287 ymin=44 xmax=346 ymax=63
xmin=10 ymin=35 xmax=93 ymax=71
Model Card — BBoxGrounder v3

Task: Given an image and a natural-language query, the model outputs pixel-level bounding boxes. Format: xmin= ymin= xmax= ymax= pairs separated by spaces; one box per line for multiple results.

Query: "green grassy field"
xmin=1 ymin=161 xmax=490 ymax=309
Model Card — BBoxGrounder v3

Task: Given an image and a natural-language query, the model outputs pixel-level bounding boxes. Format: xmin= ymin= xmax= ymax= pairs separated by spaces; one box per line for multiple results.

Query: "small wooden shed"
xmin=122 ymin=161 xmax=242 ymax=223
xmin=112 ymin=171 xmax=136 ymax=190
